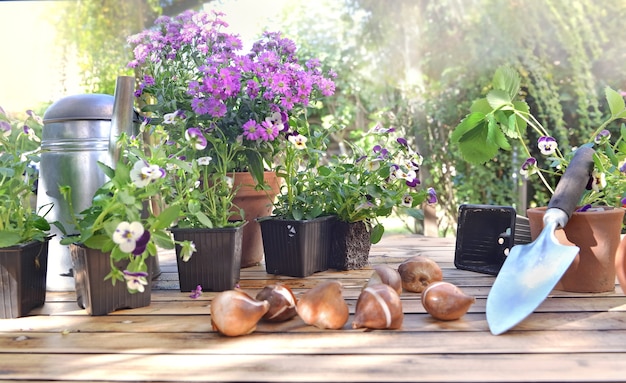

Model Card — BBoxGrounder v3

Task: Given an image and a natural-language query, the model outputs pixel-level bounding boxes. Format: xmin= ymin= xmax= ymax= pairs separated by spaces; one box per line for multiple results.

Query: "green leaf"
xmin=0 ymin=231 xmax=22 ymax=248
xmin=195 ymin=211 xmax=213 ymax=228
xmin=492 ymin=66 xmax=521 ymax=99
xmin=154 ymin=204 xmax=181 ymax=229
xmin=469 ymin=98 xmax=494 ymax=115
xmin=486 ymin=89 xmax=512 ymax=110
xmin=450 ymin=112 xmax=486 ymax=143
xmin=83 ymin=234 xmax=111 ymax=250
xmin=605 ymin=87 xmax=626 ymax=118
xmin=152 ymin=229 xmax=175 ymax=249
xmin=370 ymin=224 xmax=385 ymax=244
xmin=454 ymin=119 xmax=502 ymax=164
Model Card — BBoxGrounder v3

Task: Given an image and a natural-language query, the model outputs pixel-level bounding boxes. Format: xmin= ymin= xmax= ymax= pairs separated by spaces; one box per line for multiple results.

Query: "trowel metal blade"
xmin=486 ymin=223 xmax=579 ymax=335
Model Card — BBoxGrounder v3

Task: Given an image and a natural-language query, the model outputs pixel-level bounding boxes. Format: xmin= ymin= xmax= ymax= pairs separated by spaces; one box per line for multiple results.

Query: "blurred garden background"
xmin=1 ymin=0 xmax=625 ymax=237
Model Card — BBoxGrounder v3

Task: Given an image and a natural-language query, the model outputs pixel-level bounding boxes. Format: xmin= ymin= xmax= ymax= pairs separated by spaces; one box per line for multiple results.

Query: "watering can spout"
xmin=109 ymin=76 xmax=136 ymax=166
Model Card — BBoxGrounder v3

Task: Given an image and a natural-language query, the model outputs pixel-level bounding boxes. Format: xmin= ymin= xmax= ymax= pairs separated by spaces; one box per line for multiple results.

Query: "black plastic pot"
xmin=70 ymin=244 xmax=152 ymax=316
xmin=0 ymin=240 xmax=49 ymax=319
xmin=259 ymin=215 xmax=333 ymax=277
xmin=171 ymin=224 xmax=245 ymax=292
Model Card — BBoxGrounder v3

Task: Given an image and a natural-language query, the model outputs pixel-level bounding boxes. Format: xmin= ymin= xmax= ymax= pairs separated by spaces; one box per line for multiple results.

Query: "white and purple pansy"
xmin=130 ymin=160 xmax=166 ymax=187
xmin=594 ymin=129 xmax=611 ymax=144
xmin=123 ymin=270 xmax=149 ymax=293
xmin=112 ymin=221 xmax=146 ymax=254
xmin=537 ymin=136 xmax=558 ymax=156
xmin=427 ymin=187 xmax=437 ymax=204
xmin=185 ymin=127 xmax=208 ymax=150
xmin=520 ymin=157 xmax=538 ymax=178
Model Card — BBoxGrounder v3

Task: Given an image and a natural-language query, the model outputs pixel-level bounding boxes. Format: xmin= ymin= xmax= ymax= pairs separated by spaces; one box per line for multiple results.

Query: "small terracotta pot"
xmin=527 ymin=206 xmax=625 ymax=293
xmin=616 ymin=235 xmax=626 ymax=294
xmin=231 ymin=172 xmax=280 ymax=268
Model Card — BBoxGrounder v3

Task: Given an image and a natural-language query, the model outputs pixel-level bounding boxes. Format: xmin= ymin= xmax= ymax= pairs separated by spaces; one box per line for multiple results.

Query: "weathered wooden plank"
xmin=2 ymin=330 xmax=626 ymax=355
xmin=2 ymin=311 xmax=626 ymax=334
xmin=0 ymin=353 xmax=623 ymax=382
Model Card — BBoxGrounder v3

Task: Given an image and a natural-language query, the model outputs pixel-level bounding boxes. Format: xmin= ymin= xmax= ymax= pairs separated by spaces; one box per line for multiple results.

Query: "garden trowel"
xmin=486 ymin=146 xmax=595 ymax=335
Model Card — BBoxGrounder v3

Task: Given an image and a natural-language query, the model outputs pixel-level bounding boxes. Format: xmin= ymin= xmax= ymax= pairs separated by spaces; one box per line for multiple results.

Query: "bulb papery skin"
xmin=421 ymin=281 xmax=475 ymax=321
xmin=256 ymin=284 xmax=298 ymax=322
xmin=296 ymin=281 xmax=349 ymax=330
xmin=353 ymin=284 xmax=404 ymax=330
xmin=398 ymin=255 xmax=443 ymax=293
xmin=367 ymin=264 xmax=403 ymax=296
xmin=210 ymin=289 xmax=270 ymax=336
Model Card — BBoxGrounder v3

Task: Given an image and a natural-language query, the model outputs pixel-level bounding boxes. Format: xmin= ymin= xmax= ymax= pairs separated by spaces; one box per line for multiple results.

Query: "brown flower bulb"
xmin=367 ymin=264 xmax=403 ymax=296
xmin=255 ymin=284 xmax=298 ymax=322
xmin=210 ymin=289 xmax=270 ymax=336
xmin=421 ymin=281 xmax=475 ymax=321
xmin=352 ymin=283 xmax=404 ymax=330
xmin=296 ymin=281 xmax=349 ymax=329
xmin=398 ymin=255 xmax=443 ymax=293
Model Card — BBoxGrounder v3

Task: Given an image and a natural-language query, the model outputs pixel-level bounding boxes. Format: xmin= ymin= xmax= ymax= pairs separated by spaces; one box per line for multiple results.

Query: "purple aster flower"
xmin=242 ymin=120 xmax=261 ymax=140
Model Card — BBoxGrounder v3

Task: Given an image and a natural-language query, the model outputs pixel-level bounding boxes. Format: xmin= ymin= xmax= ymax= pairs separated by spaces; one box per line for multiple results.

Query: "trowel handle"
xmin=547 ymin=146 xmax=595 ymax=220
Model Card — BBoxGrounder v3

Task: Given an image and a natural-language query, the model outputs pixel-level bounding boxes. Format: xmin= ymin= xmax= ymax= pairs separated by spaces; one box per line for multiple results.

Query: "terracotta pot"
xmin=527 ymin=206 xmax=625 ymax=293
xmin=616 ymin=235 xmax=626 ymax=294
xmin=231 ymin=172 xmax=280 ymax=267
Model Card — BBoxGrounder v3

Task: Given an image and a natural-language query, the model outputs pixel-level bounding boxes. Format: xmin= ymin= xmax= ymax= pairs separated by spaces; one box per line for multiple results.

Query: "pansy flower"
xmin=162 ymin=111 xmax=178 ymax=124
xmin=591 ymin=170 xmax=606 ymax=192
xmin=594 ymin=129 xmax=611 ymax=144
xmin=520 ymin=157 xmax=538 ymax=178
xmin=427 ymin=187 xmax=438 ymax=204
xmin=537 ymin=136 xmax=558 ymax=156
xmin=288 ymin=133 xmax=307 ymax=150
xmin=130 ymin=160 xmax=165 ymax=187
xmin=185 ymin=127 xmax=207 ymax=150
xmin=112 ymin=221 xmax=145 ymax=254
xmin=0 ymin=121 xmax=10 ymax=137
xmin=401 ymin=193 xmax=413 ymax=207
xmin=123 ymin=270 xmax=149 ymax=293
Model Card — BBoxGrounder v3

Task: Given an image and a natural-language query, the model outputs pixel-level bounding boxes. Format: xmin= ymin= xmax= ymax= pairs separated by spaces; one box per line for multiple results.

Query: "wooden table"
xmin=1 ymin=234 xmax=625 ymax=382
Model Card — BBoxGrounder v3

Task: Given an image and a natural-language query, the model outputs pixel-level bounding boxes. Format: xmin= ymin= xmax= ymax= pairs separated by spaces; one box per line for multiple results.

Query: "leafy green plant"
xmin=452 ymin=66 xmax=626 ymax=209
xmin=319 ymin=124 xmax=436 ymax=243
xmin=0 ymin=108 xmax=50 ymax=248
xmin=58 ymin=134 xmax=193 ymax=293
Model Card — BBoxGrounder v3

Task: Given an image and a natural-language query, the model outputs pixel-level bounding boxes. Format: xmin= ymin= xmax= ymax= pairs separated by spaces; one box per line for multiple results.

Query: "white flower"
xmin=162 ymin=111 xmax=178 ymax=124
xmin=288 ymin=134 xmax=308 ymax=150
xmin=130 ymin=160 xmax=165 ymax=187
xmin=123 ymin=271 xmax=149 ymax=292
xmin=112 ymin=221 xmax=145 ymax=253
xmin=197 ymin=156 xmax=212 ymax=166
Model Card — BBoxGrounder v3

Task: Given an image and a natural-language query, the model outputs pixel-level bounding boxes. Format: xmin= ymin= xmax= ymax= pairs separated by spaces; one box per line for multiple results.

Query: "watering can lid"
xmin=43 ymin=94 xmax=115 ymax=124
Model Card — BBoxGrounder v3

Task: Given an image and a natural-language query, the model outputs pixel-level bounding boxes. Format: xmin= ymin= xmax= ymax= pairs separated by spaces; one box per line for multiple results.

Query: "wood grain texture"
xmin=1 ymin=234 xmax=625 ymax=382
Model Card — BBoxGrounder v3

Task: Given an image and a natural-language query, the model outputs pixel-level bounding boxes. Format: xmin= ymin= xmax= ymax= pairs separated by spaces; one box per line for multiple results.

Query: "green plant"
xmin=452 ymin=66 xmax=626 ymax=209
xmin=0 ymin=107 xmax=50 ymax=248
xmin=58 ymin=134 xmax=194 ymax=293
xmin=319 ymin=124 xmax=436 ymax=243
xmin=141 ymin=117 xmax=244 ymax=230
xmin=127 ymin=9 xmax=336 ymax=186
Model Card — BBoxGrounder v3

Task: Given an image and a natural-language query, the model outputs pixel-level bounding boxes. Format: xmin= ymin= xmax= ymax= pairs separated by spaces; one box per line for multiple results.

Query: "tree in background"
xmin=55 ymin=0 xmax=626 ymax=235
xmin=55 ymin=0 xmax=206 ymax=95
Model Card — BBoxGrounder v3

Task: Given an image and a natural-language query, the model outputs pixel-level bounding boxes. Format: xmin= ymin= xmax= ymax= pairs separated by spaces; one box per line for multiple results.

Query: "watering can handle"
xmin=546 ymin=146 xmax=595 ymax=227
xmin=109 ymin=76 xmax=136 ymax=167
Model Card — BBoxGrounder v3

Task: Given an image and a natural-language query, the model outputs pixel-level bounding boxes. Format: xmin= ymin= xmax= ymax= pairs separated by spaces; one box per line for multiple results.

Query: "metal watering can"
xmin=36 ymin=76 xmax=137 ymax=291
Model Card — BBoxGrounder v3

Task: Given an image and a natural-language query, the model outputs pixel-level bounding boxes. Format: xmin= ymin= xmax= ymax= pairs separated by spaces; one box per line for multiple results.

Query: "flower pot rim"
xmin=256 ymin=215 xmax=336 ymax=223
xmin=527 ymin=206 xmax=625 ymax=216
xmin=170 ymin=221 xmax=248 ymax=233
